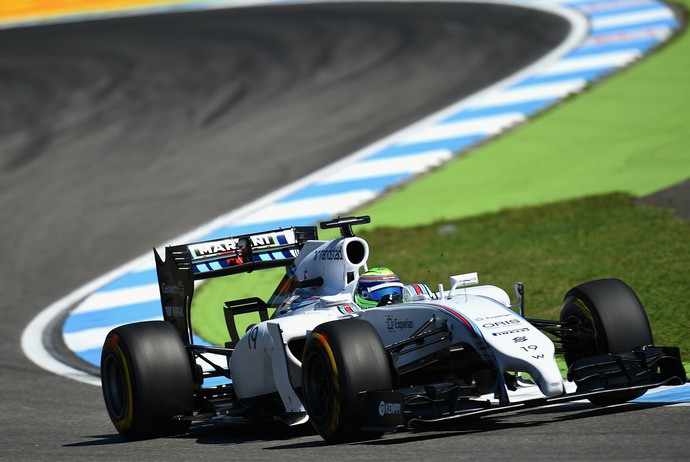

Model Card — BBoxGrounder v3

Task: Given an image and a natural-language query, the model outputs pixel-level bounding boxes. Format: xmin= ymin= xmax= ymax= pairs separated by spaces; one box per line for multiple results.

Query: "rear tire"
xmin=301 ymin=318 xmax=392 ymax=443
xmin=101 ymin=321 xmax=195 ymax=440
xmin=560 ymin=278 xmax=653 ymax=405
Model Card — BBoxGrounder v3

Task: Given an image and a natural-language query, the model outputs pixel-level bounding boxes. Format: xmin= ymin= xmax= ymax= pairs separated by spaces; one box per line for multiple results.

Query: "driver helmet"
xmin=354 ymin=267 xmax=404 ymax=309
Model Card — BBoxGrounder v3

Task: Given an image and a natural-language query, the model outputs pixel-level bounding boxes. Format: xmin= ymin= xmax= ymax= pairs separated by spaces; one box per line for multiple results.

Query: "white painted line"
xmin=591 ymin=7 xmax=675 ymax=30
xmin=72 ymin=283 xmax=160 ymax=314
xmin=63 ymin=319 xmax=156 ymax=351
xmin=21 ymin=264 xmax=145 ymax=386
xmin=321 ymin=150 xmax=453 ymax=183
xmin=574 ymin=0 xmax=656 ymax=10
xmin=583 ymin=26 xmax=673 ymax=45
xmin=234 ymin=190 xmax=379 ymax=224
xmin=399 ymin=113 xmax=526 ymax=144
xmin=468 ymin=80 xmax=587 ymax=106
xmin=541 ymin=51 xmax=641 ymax=74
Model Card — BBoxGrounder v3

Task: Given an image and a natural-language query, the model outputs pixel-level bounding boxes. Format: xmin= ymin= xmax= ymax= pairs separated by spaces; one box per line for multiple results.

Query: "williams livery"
xmin=100 ymin=216 xmax=686 ymax=443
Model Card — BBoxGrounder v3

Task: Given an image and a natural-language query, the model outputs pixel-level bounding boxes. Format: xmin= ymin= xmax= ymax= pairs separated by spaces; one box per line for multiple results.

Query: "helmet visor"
xmin=365 ymin=282 xmax=404 ymax=302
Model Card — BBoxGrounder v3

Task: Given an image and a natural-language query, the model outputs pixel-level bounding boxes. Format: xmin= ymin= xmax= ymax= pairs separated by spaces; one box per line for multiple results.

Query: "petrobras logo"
xmin=378 ymin=401 xmax=402 ymax=417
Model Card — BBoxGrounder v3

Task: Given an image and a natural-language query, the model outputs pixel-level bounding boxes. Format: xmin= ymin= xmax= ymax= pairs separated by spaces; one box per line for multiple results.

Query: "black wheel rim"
xmin=103 ymin=354 xmax=127 ymax=420
xmin=303 ymin=351 xmax=334 ymax=422
xmin=562 ymin=299 xmax=601 ymax=364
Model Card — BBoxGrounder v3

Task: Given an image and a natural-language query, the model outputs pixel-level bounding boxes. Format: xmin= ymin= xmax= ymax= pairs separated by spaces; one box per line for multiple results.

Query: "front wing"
xmin=359 ymin=346 xmax=686 ymax=432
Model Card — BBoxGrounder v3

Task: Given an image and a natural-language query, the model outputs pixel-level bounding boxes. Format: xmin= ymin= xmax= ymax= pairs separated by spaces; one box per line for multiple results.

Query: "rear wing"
xmin=154 ymin=226 xmax=318 ymax=343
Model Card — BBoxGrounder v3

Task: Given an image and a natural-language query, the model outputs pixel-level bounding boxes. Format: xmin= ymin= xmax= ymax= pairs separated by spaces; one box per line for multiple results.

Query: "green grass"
xmin=363 ymin=2 xmax=690 ymax=226
xmin=194 ymin=193 xmax=690 ymax=363
xmin=361 ymin=194 xmax=690 ymax=351
xmin=192 ymin=268 xmax=284 ymax=344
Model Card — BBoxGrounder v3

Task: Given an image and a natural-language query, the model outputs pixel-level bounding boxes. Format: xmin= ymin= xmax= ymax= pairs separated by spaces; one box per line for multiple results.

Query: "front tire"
xmin=301 ymin=318 xmax=393 ymax=443
xmin=560 ymin=278 xmax=653 ymax=405
xmin=101 ymin=321 xmax=195 ymax=440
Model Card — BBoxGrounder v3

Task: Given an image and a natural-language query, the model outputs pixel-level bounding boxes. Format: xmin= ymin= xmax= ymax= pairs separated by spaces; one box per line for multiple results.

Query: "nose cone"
xmin=536 ymin=365 xmax=565 ymax=397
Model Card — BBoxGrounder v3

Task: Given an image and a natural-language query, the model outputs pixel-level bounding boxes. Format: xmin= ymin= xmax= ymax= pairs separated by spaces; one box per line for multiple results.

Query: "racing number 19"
xmin=247 ymin=326 xmax=259 ymax=349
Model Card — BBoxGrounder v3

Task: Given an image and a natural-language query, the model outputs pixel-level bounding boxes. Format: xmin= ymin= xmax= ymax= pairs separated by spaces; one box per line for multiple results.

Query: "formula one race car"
xmin=100 ymin=216 xmax=686 ymax=443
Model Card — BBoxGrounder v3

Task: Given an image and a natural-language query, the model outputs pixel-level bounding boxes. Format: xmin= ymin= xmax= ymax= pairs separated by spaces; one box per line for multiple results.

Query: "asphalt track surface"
xmin=1 ymin=2 xmax=687 ymax=460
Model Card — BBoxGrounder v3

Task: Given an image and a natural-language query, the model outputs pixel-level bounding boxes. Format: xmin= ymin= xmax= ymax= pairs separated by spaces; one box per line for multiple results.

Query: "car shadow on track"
xmin=186 ymin=419 xmax=318 ymax=446
xmin=64 ymin=420 xmax=318 ymax=448
xmin=267 ymin=402 xmax=673 ymax=449
xmin=64 ymin=402 xmax=671 ymax=448
xmin=351 ymin=402 xmax=672 ymax=448
xmin=512 ymin=400 xmax=671 ymax=423
xmin=63 ymin=435 xmax=131 ymax=447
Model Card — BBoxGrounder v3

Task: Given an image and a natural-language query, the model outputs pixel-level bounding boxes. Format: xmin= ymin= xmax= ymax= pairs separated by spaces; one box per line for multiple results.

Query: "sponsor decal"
xmin=385 ymin=315 xmax=415 ymax=333
xmin=321 ymin=296 xmax=352 ymax=307
xmin=313 ymin=248 xmax=343 ymax=260
xmin=161 ymin=281 xmax=185 ymax=297
xmin=164 ymin=305 xmax=185 ymax=318
xmin=475 ymin=313 xmax=511 ymax=322
xmin=492 ymin=327 xmax=529 ymax=337
xmin=188 ymin=232 xmax=280 ymax=260
xmin=378 ymin=401 xmax=402 ymax=417
xmin=189 ymin=238 xmax=240 ymax=259
xmin=482 ymin=319 xmax=521 ymax=329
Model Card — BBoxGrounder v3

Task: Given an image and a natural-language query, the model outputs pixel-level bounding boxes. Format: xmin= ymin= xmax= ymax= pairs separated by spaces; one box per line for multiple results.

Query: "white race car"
xmin=100 ymin=216 xmax=686 ymax=443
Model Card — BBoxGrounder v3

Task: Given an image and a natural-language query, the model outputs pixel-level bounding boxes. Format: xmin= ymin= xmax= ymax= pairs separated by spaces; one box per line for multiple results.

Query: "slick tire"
xmin=560 ymin=278 xmax=654 ymax=405
xmin=301 ymin=318 xmax=393 ymax=443
xmin=101 ymin=321 xmax=194 ymax=440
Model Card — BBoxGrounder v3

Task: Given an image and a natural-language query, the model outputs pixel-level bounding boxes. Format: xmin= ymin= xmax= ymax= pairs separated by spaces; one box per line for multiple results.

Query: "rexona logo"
xmin=378 ymin=401 xmax=402 ymax=417
xmin=189 ymin=233 xmax=279 ymax=259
